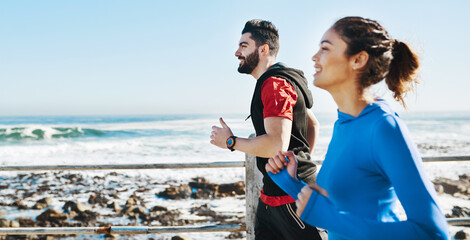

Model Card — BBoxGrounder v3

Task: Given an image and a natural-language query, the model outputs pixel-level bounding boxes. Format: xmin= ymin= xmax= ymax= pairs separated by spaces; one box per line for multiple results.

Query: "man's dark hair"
xmin=242 ymin=19 xmax=279 ymax=56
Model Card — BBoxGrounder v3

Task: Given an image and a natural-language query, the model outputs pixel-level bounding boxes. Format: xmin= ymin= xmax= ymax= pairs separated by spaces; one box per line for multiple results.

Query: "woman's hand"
xmin=296 ymin=183 xmax=329 ymax=217
xmin=265 ymin=151 xmax=298 ymax=180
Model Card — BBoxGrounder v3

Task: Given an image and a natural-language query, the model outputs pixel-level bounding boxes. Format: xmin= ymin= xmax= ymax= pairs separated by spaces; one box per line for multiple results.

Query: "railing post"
xmin=245 ymin=140 xmax=263 ymax=240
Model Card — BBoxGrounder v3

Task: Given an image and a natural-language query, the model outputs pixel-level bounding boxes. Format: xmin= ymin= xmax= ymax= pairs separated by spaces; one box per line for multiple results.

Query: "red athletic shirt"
xmin=261 ymin=77 xmax=297 ymax=121
xmin=260 ymin=76 xmax=298 ymax=206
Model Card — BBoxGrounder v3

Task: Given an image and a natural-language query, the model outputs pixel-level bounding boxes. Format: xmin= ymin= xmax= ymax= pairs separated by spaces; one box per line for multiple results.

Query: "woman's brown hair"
xmin=332 ymin=17 xmax=419 ymax=107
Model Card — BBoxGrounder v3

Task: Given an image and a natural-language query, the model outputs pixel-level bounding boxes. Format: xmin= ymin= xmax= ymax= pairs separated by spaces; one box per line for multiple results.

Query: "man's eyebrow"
xmin=239 ymin=41 xmax=249 ymax=46
xmin=320 ymin=40 xmax=333 ymax=45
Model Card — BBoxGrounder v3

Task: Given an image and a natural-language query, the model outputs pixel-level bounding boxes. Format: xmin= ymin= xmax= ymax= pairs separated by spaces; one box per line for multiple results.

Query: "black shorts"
xmin=255 ymin=198 xmax=326 ymax=240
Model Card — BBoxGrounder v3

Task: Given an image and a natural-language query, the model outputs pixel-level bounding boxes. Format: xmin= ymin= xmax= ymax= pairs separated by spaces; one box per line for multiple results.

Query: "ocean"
xmin=1 ymin=112 xmax=469 ymax=178
xmin=0 ymin=112 xmax=469 ymax=239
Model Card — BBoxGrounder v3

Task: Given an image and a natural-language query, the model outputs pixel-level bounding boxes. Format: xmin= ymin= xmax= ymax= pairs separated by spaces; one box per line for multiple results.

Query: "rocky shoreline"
xmin=0 ymin=171 xmax=246 ymax=240
xmin=0 ymin=171 xmax=469 ymax=240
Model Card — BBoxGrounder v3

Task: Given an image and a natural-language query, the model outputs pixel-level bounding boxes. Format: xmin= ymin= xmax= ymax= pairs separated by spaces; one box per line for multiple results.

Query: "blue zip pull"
xmin=285 ymin=156 xmax=290 ymax=163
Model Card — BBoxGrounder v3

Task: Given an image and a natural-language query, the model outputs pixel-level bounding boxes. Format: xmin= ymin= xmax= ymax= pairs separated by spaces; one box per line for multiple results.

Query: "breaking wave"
xmin=0 ymin=127 xmax=109 ymax=141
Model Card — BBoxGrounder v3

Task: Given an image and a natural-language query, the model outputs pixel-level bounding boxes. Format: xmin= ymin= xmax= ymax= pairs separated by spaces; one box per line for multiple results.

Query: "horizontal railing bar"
xmin=0 ymin=224 xmax=245 ymax=235
xmin=1 ymin=218 xmax=468 ymax=235
xmin=447 ymin=217 xmax=470 ymax=226
xmin=422 ymin=156 xmax=470 ymax=162
xmin=0 ymin=156 xmax=468 ymax=172
xmin=0 ymin=161 xmax=246 ymax=171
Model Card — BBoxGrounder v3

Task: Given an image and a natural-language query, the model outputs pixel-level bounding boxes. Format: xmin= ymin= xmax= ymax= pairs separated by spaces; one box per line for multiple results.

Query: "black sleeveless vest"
xmin=251 ymin=63 xmax=318 ymax=196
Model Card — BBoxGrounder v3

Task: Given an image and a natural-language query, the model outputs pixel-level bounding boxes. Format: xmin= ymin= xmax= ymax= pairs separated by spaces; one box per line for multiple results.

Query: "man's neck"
xmin=250 ymin=58 xmax=277 ymax=80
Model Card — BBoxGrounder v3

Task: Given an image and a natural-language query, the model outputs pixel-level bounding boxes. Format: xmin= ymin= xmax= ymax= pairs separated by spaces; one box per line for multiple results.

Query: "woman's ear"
xmin=352 ymin=51 xmax=369 ymax=70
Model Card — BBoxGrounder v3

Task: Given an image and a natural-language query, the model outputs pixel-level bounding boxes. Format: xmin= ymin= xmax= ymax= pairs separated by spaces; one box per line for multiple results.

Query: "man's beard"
xmin=237 ymin=50 xmax=259 ymax=74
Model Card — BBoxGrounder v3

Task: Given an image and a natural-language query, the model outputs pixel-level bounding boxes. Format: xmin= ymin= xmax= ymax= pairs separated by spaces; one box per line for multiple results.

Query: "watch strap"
xmin=226 ymin=136 xmax=237 ymax=152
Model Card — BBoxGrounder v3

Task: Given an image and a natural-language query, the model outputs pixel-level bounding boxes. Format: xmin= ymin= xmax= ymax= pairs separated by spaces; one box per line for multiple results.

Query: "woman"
xmin=266 ymin=17 xmax=449 ymax=239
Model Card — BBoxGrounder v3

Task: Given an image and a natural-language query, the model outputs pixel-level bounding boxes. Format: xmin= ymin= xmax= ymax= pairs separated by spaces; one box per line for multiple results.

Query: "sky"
xmin=1 ymin=0 xmax=469 ymax=116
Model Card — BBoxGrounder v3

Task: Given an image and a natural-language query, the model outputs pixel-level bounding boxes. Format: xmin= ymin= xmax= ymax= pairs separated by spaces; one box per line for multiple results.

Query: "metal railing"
xmin=0 ymin=225 xmax=245 ymax=235
xmin=0 ymin=161 xmax=245 ymax=172
xmin=0 ymin=160 xmax=251 ymax=237
xmin=0 ymin=155 xmax=469 ymax=237
xmin=0 ymin=155 xmax=466 ymax=172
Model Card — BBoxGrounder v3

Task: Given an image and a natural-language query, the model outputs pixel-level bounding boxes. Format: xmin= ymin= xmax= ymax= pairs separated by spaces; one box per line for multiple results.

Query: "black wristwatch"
xmin=226 ymin=136 xmax=237 ymax=152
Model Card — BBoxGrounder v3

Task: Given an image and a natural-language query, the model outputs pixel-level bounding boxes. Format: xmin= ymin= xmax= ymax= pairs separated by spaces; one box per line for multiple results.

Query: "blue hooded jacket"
xmin=269 ymin=99 xmax=449 ymax=240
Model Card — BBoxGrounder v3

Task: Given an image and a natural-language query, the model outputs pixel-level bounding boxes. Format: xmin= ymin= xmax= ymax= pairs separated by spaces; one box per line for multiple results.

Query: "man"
xmin=210 ymin=19 xmax=323 ymax=240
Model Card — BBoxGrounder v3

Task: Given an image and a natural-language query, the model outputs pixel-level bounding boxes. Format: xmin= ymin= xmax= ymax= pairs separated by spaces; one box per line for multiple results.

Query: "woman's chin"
xmin=313 ymin=78 xmax=322 ymax=88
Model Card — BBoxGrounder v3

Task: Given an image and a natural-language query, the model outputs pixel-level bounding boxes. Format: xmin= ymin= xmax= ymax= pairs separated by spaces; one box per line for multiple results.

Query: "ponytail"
xmin=385 ymin=40 xmax=420 ymax=108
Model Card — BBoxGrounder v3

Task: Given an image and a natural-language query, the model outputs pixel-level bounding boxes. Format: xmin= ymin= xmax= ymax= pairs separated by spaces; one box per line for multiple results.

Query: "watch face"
xmin=227 ymin=138 xmax=234 ymax=146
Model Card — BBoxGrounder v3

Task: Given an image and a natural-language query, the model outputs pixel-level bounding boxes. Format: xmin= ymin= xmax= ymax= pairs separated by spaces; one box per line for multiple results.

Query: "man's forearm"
xmin=307 ymin=126 xmax=319 ymax=155
xmin=220 ymin=117 xmax=292 ymax=158
xmin=233 ymin=133 xmax=288 ymax=158
xmin=306 ymin=110 xmax=320 ymax=155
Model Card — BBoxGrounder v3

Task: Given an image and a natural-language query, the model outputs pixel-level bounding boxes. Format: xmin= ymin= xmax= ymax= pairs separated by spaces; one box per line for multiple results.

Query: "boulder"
xmin=33 ymin=202 xmax=48 ymax=210
xmin=191 ymin=189 xmax=216 ymax=199
xmin=107 ymin=201 xmax=121 ymax=212
xmin=446 ymin=206 xmax=470 ymax=218
xmin=455 ymin=230 xmax=469 ymax=240
xmin=150 ymin=205 xmax=168 ymax=212
xmin=36 ymin=209 xmax=68 ymax=225
xmin=122 ymin=206 xmax=147 ymax=216
xmin=63 ymin=201 xmax=92 ymax=213
xmin=73 ymin=210 xmax=99 ymax=226
xmin=11 ymin=200 xmax=28 ymax=209
xmin=88 ymin=192 xmax=110 ymax=207
xmin=157 ymin=185 xmax=191 ymax=200
xmin=217 ymin=181 xmax=245 ymax=197
xmin=189 ymin=177 xmax=217 ymax=199
xmin=226 ymin=232 xmax=244 ymax=239
xmin=189 ymin=177 xmax=218 ymax=191
xmin=17 ymin=218 xmax=35 ymax=227
xmin=10 ymin=220 xmax=20 ymax=228
xmin=148 ymin=209 xmax=182 ymax=226
xmin=188 ymin=178 xmax=245 ymax=198
xmin=0 ymin=218 xmax=10 ymax=227
xmin=37 ymin=236 xmax=55 ymax=240
xmin=125 ymin=196 xmax=138 ymax=207
xmin=172 ymin=236 xmax=192 ymax=240
xmin=33 ymin=197 xmax=53 ymax=210
xmin=39 ymin=197 xmax=54 ymax=206
xmin=190 ymin=204 xmax=216 ymax=217
xmin=433 ymin=175 xmax=470 ymax=197
xmin=104 ymin=234 xmax=118 ymax=239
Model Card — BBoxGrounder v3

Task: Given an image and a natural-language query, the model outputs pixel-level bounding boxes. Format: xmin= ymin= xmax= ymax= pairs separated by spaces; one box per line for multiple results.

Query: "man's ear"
xmin=259 ymin=44 xmax=270 ymax=56
xmin=351 ymin=51 xmax=369 ymax=70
